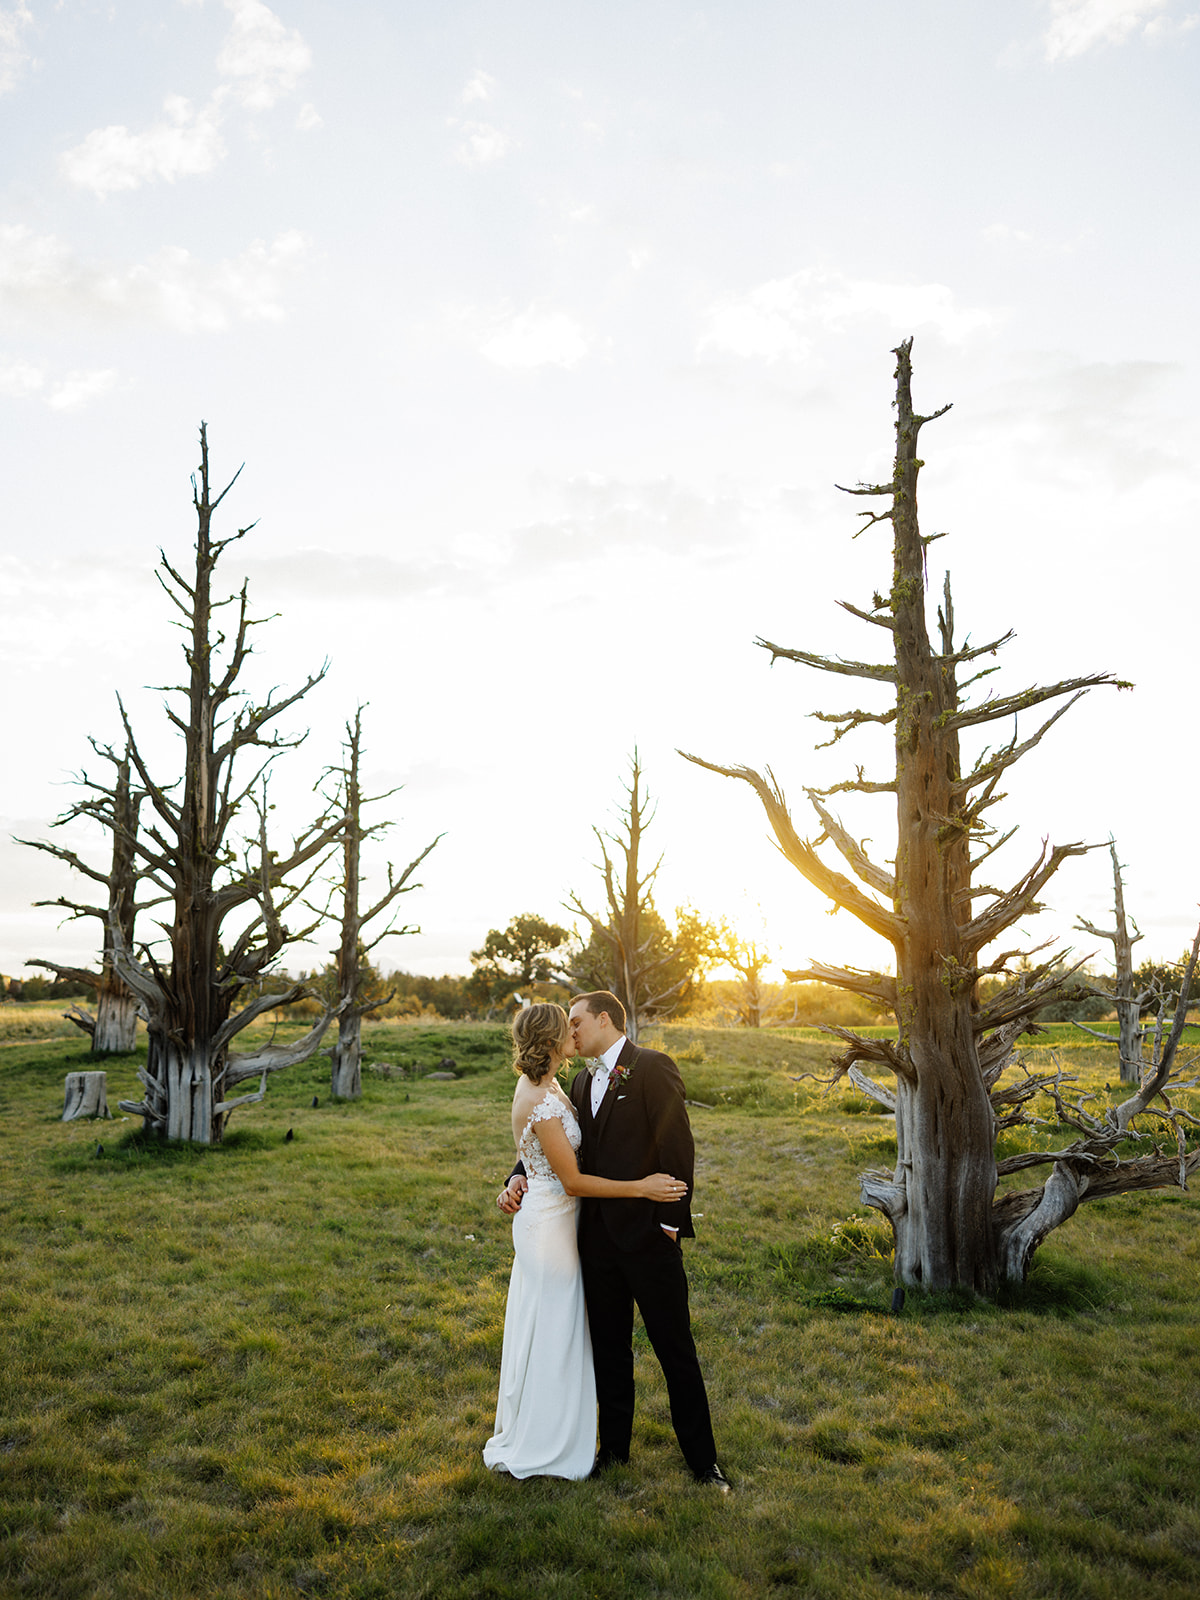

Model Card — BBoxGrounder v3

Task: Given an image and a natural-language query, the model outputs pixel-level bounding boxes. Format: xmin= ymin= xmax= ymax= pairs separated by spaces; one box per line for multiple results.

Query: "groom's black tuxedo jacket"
xmin=568 ymin=1038 xmax=696 ymax=1254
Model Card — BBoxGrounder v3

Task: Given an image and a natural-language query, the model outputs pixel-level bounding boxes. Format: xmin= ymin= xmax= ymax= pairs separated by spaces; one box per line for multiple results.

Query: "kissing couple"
xmin=486 ymin=991 xmax=730 ymax=1490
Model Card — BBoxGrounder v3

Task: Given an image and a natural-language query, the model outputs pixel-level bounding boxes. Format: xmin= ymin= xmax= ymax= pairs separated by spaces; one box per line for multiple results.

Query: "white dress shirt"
xmin=590 ymin=1035 xmax=627 ymax=1116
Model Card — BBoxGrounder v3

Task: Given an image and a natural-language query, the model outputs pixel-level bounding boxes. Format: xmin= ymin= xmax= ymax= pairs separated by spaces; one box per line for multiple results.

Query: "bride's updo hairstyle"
xmin=512 ymin=1003 xmax=569 ymax=1084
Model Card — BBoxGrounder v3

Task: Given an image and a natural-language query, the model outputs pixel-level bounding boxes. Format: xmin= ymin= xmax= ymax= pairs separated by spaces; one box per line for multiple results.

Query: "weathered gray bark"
xmin=322 ymin=708 xmax=440 ymax=1099
xmin=992 ymin=928 xmax=1200 ymax=1280
xmin=683 ymin=339 xmax=1146 ymax=1292
xmin=23 ymin=750 xmax=144 ymax=1055
xmin=76 ymin=425 xmax=350 ymax=1143
xmin=62 ymin=985 xmax=140 ymax=1053
xmin=1074 ymin=840 xmax=1150 ymax=1083
xmin=90 ymin=987 xmax=140 ymax=1053
xmin=63 ymin=1071 xmax=109 ymax=1120
xmin=329 ymin=1011 xmax=363 ymax=1100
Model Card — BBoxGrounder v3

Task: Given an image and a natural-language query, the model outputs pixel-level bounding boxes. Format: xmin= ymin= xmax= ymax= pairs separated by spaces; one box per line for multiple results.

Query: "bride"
xmin=483 ymin=1003 xmax=686 ymax=1480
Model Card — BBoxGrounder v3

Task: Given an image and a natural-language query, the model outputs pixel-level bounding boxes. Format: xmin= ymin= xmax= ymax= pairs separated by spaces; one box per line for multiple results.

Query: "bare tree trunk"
xmin=882 ymin=1038 xmax=998 ymax=1291
xmin=104 ymin=427 xmax=347 ymax=1143
xmin=163 ymin=1041 xmax=217 ymax=1143
xmin=67 ymin=985 xmax=139 ymax=1052
xmin=567 ymin=753 xmax=706 ymax=1037
xmin=92 ymin=985 xmax=139 ymax=1053
xmin=685 ymin=338 xmax=1123 ymax=1292
xmin=63 ymin=1071 xmax=109 ymax=1120
xmin=621 ymin=948 xmax=641 ymax=1043
xmin=25 ymin=748 xmax=145 ymax=1057
xmin=330 ymin=1012 xmax=363 ymax=1099
xmin=321 ymin=709 xmax=439 ymax=1099
xmin=1076 ymin=841 xmax=1147 ymax=1083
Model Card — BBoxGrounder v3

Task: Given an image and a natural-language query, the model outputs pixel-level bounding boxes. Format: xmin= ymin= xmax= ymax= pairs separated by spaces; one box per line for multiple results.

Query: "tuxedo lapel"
xmin=571 ymin=1068 xmax=592 ymax=1128
xmin=592 ymin=1039 xmax=637 ymax=1146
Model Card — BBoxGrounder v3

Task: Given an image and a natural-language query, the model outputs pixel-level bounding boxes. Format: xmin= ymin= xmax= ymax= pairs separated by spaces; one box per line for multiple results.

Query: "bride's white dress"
xmin=483 ymin=1093 xmax=597 ymax=1479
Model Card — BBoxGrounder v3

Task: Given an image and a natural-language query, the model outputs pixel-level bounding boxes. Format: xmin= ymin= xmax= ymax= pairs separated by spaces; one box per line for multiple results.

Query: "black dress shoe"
xmin=694 ymin=1464 xmax=732 ymax=1492
xmin=589 ymin=1451 xmax=629 ymax=1477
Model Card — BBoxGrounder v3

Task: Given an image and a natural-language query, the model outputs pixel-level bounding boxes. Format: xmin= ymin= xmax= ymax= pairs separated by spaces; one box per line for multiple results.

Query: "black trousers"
xmin=580 ymin=1226 xmax=716 ymax=1474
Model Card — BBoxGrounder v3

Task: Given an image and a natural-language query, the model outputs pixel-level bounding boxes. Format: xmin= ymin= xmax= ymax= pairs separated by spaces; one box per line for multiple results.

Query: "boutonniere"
xmin=608 ymin=1055 xmax=637 ymax=1090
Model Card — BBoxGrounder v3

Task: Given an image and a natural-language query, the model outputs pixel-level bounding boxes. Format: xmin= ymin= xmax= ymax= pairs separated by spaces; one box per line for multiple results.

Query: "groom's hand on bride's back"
xmin=497 ymin=1176 xmax=527 ymax=1214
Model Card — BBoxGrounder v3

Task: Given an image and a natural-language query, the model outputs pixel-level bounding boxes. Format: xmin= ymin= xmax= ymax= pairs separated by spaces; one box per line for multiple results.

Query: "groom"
xmin=498 ymin=991 xmax=729 ymax=1490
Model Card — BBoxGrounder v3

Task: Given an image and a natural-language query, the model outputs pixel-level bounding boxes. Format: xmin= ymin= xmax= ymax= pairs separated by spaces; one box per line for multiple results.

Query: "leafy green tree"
xmin=469 ymin=914 xmax=573 ymax=1014
xmin=394 ymin=972 xmax=474 ymax=1019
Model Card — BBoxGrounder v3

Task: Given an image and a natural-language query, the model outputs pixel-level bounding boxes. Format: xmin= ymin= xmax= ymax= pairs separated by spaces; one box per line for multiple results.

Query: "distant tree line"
xmin=2 ymin=973 xmax=93 ymax=1003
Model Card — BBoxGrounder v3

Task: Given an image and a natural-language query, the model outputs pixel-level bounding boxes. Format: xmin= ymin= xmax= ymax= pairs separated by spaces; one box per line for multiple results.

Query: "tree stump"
xmin=63 ymin=1071 xmax=110 ymax=1121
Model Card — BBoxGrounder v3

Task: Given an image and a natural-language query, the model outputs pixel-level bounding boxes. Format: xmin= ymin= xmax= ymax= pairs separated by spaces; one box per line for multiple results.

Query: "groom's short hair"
xmin=576 ymin=990 xmax=626 ymax=1032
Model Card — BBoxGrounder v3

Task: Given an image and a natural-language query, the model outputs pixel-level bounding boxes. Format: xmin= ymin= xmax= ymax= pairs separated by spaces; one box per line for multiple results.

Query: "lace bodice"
xmin=519 ymin=1093 xmax=581 ymax=1183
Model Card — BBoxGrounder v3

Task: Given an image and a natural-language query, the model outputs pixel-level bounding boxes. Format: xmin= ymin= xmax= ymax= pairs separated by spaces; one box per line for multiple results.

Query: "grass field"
xmin=2 ymin=1010 xmax=1199 ymax=1599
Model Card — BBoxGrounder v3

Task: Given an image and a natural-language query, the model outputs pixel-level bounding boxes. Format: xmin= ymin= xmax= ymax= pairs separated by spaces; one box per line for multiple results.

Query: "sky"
xmin=2 ymin=0 xmax=1198 ymax=996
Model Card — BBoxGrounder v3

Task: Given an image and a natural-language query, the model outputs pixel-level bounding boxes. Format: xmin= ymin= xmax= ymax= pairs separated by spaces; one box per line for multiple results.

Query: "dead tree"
xmin=324 ymin=708 xmax=441 ymax=1099
xmin=1073 ymin=840 xmax=1153 ymax=1083
xmin=719 ymin=931 xmax=775 ymax=1028
xmin=566 ymin=752 xmax=710 ymax=1042
xmin=62 ymin=1071 xmax=110 ymax=1121
xmin=992 ymin=928 xmax=1200 ymax=1281
xmin=21 ymin=747 xmax=145 ymax=1053
xmin=98 ymin=425 xmax=347 ymax=1143
xmin=679 ymin=339 xmax=1198 ymax=1293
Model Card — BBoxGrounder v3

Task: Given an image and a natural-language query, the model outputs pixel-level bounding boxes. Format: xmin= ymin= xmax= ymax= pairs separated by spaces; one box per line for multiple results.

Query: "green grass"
xmin=2 ymin=1019 xmax=1199 ymax=1598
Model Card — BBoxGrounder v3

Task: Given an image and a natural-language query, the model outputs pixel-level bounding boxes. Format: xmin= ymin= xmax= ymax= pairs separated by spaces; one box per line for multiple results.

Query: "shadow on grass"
xmin=46 ymin=1122 xmax=281 ymax=1172
xmin=901 ymin=1252 xmax=1114 ymax=1318
xmin=766 ymin=1225 xmax=1115 ymax=1319
xmin=994 ymin=1251 xmax=1113 ymax=1314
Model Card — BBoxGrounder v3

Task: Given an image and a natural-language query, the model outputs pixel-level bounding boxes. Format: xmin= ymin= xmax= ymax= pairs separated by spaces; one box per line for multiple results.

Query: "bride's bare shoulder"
xmin=512 ymin=1075 xmax=542 ymax=1109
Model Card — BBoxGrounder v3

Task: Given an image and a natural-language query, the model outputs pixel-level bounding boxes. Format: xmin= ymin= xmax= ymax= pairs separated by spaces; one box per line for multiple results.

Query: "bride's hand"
xmin=641 ymin=1172 xmax=688 ymax=1203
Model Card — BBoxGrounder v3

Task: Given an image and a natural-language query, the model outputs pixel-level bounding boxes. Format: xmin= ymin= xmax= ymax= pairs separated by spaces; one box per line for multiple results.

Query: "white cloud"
xmin=460 ymin=70 xmax=495 ymax=104
xmin=697 ymin=268 xmax=995 ymax=362
xmin=0 ymin=223 xmax=309 ymax=332
xmin=479 ymin=306 xmax=591 ymax=369
xmin=509 ymin=475 xmax=745 ymax=567
xmin=295 ymin=101 xmax=322 ymax=131
xmin=0 ymin=2 xmax=32 ymax=95
xmin=0 ymin=354 xmax=119 ymax=408
xmin=0 ymin=356 xmax=43 ymax=396
xmin=1143 ymin=6 xmax=1200 ymax=34
xmin=59 ymin=1 xmax=312 ymax=194
xmin=242 ymin=549 xmax=480 ymax=601
xmin=982 ymin=222 xmax=1034 ymax=244
xmin=1041 ymin=0 xmax=1196 ymax=60
xmin=452 ymin=120 xmax=512 ymax=166
xmin=216 ymin=0 xmax=312 ymax=111
xmin=46 ymin=368 xmax=119 ymax=410
xmin=972 ymin=355 xmax=1191 ymax=493
xmin=59 ymin=95 xmax=226 ymax=196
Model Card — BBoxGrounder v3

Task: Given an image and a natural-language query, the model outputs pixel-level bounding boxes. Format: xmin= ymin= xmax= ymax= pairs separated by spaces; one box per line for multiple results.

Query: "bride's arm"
xmin=533 ymin=1115 xmax=685 ymax=1203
